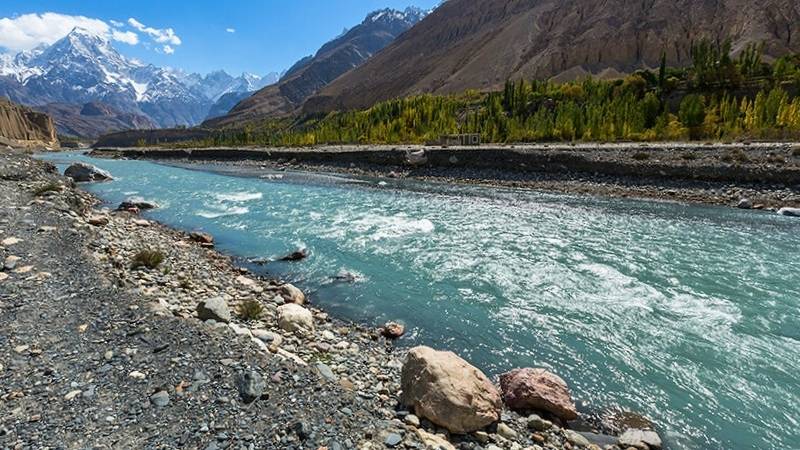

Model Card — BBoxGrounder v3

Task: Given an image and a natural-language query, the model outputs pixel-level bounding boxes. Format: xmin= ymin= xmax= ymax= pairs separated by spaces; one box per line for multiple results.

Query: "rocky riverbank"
xmin=91 ymin=142 xmax=800 ymax=210
xmin=1 ymin=151 xmax=664 ymax=450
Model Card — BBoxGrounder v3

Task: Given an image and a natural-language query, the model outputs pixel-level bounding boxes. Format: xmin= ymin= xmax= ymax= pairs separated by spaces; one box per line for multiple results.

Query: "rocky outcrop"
xmin=64 ymin=162 xmax=112 ymax=182
xmin=499 ymin=368 xmax=578 ymax=421
xmin=400 ymin=346 xmax=502 ymax=433
xmin=0 ymin=97 xmax=58 ymax=149
xmin=306 ymin=0 xmax=800 ymax=113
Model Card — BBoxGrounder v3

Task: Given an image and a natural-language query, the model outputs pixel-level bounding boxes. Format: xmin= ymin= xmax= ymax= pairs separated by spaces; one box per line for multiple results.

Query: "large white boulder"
xmin=277 ymin=303 xmax=314 ymax=335
xmin=400 ymin=346 xmax=502 ymax=433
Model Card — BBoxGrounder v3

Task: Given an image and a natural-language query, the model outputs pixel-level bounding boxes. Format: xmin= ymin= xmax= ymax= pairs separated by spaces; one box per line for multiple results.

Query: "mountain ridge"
xmin=304 ymin=0 xmax=800 ymax=114
xmin=0 ymin=27 xmax=277 ymax=136
xmin=205 ymin=7 xmax=428 ymax=128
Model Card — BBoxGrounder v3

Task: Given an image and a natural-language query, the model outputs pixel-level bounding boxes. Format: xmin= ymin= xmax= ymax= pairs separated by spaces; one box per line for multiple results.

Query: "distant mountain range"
xmin=206 ymin=7 xmax=428 ymax=127
xmin=0 ymin=27 xmax=278 ymax=137
xmin=304 ymin=0 xmax=800 ymax=114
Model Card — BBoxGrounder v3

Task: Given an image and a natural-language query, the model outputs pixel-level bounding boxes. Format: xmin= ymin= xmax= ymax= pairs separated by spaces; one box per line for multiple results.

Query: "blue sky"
xmin=0 ymin=0 xmax=439 ymax=76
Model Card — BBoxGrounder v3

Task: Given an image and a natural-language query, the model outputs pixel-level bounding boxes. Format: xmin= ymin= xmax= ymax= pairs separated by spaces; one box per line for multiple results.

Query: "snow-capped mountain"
xmin=0 ymin=27 xmax=277 ymax=131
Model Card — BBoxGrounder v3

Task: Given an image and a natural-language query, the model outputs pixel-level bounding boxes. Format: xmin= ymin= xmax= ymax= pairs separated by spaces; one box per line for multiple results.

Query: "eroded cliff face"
xmin=0 ymin=97 xmax=59 ymax=149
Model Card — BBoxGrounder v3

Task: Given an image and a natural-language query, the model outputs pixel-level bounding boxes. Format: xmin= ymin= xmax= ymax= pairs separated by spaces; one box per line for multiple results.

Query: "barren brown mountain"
xmin=0 ymin=97 xmax=59 ymax=149
xmin=303 ymin=0 xmax=800 ymax=114
xmin=206 ymin=8 xmax=426 ymax=128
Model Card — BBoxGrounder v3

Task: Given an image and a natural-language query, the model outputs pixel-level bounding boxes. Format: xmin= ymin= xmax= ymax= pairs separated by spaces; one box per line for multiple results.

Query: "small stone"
xmin=235 ymin=370 xmax=265 ymax=404
xmin=527 ymin=414 xmax=552 ymax=431
xmin=128 ymin=370 xmax=146 ymax=380
xmin=619 ymin=429 xmax=662 ymax=449
xmin=279 ymin=283 xmax=306 ymax=304
xmin=736 ymin=198 xmax=752 ymax=209
xmin=564 ymin=429 xmax=592 ymax=447
xmin=381 ymin=322 xmax=405 ymax=339
xmin=496 ymin=423 xmax=518 ymax=440
xmin=190 ymin=231 xmax=214 ymax=244
xmin=400 ymin=413 xmax=419 ymax=427
xmin=150 ymin=391 xmax=170 ymax=407
xmin=474 ymin=431 xmax=490 ymax=444
xmin=14 ymin=345 xmax=29 ymax=354
xmin=103 ymin=350 xmax=114 ymax=361
xmin=291 ymin=421 xmax=311 ymax=440
xmin=87 ymin=215 xmax=109 ymax=226
xmin=316 ymin=362 xmax=337 ymax=382
xmin=64 ymin=390 xmax=82 ymax=401
xmin=1 ymin=237 xmax=20 ymax=246
xmin=3 ymin=255 xmax=20 ymax=271
xmin=384 ymin=433 xmax=403 ymax=447
xmin=0 ymin=273 xmax=8 ymax=282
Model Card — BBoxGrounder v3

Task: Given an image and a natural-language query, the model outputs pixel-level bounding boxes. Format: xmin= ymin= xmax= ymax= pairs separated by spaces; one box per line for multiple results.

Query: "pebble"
xmin=150 ymin=391 xmax=170 ymax=407
xmin=497 ymin=422 xmax=518 ymax=440
xmin=128 ymin=370 xmax=146 ymax=380
xmin=316 ymin=362 xmax=337 ymax=382
xmin=384 ymin=433 xmax=403 ymax=447
xmin=235 ymin=370 xmax=265 ymax=404
xmin=404 ymin=414 xmax=420 ymax=427
xmin=64 ymin=390 xmax=82 ymax=401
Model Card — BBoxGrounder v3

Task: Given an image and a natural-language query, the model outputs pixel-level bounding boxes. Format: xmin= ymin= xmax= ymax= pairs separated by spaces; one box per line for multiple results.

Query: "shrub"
xmin=34 ymin=182 xmax=60 ymax=196
xmin=728 ymin=149 xmax=750 ymax=163
xmin=238 ymin=299 xmax=264 ymax=321
xmin=131 ymin=249 xmax=165 ymax=269
xmin=632 ymin=152 xmax=651 ymax=161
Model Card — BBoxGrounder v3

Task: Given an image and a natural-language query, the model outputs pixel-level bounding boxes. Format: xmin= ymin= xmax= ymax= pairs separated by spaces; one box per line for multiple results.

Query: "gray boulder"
xmin=118 ymin=197 xmax=159 ymax=210
xmin=64 ymin=162 xmax=112 ymax=182
xmin=778 ymin=207 xmax=800 ymax=217
xmin=196 ymin=297 xmax=231 ymax=323
xmin=235 ymin=370 xmax=265 ymax=404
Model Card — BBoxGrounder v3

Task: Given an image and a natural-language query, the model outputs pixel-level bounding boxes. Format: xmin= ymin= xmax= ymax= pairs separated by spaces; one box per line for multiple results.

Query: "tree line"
xmin=182 ymin=41 xmax=800 ymax=147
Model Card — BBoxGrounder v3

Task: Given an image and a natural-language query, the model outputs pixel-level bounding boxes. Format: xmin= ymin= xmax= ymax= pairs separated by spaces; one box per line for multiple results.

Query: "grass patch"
xmin=730 ymin=149 xmax=750 ymax=163
xmin=34 ymin=182 xmax=60 ymax=196
xmin=131 ymin=249 xmax=165 ymax=270
xmin=237 ymin=299 xmax=264 ymax=321
xmin=632 ymin=152 xmax=651 ymax=161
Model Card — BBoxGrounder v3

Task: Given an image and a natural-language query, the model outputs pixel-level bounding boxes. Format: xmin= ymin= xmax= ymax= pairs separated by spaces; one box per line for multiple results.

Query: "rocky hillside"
xmin=0 ymin=97 xmax=58 ymax=148
xmin=305 ymin=0 xmax=800 ymax=113
xmin=206 ymin=7 xmax=427 ymax=127
xmin=37 ymin=102 xmax=157 ymax=139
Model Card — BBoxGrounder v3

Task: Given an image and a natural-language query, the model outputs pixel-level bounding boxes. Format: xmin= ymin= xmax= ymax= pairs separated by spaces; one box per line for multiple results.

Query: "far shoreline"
xmin=88 ymin=141 xmax=800 ymax=211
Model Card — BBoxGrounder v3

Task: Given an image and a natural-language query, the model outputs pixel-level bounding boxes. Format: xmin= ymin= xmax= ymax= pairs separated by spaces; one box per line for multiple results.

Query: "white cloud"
xmin=226 ymin=28 xmax=236 ymax=33
xmin=0 ymin=12 xmax=113 ymax=51
xmin=109 ymin=19 xmax=124 ymax=28
xmin=112 ymin=30 xmax=139 ymax=45
xmin=162 ymin=45 xmax=175 ymax=54
xmin=127 ymin=17 xmax=181 ymax=46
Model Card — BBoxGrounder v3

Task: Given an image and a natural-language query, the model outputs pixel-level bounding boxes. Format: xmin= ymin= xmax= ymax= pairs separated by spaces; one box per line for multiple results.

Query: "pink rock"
xmin=499 ymin=368 xmax=578 ymax=421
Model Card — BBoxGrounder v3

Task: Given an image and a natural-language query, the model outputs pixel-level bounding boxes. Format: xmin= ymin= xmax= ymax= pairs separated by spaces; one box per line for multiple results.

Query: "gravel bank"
xmin=91 ymin=142 xmax=800 ymax=210
xmin=0 ymin=151 xmax=647 ymax=449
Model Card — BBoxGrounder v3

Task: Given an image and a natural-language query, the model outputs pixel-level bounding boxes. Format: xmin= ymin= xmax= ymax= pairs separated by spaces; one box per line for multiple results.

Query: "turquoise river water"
xmin=40 ymin=152 xmax=800 ymax=450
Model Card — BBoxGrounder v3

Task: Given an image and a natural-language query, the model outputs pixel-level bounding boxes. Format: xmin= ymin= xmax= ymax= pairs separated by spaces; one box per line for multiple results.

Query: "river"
xmin=40 ymin=151 xmax=800 ymax=450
